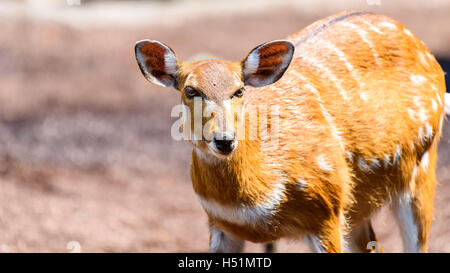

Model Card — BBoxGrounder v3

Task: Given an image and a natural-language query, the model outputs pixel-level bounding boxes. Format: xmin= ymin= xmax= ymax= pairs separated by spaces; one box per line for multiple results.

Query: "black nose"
xmin=213 ymin=132 xmax=235 ymax=154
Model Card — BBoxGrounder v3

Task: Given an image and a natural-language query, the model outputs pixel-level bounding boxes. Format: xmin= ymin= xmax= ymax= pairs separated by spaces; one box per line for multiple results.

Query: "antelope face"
xmin=135 ymin=39 xmax=294 ymax=158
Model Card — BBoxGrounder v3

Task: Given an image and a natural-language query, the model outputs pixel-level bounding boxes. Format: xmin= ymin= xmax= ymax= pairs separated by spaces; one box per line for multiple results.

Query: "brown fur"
xmin=136 ymin=11 xmax=446 ymax=252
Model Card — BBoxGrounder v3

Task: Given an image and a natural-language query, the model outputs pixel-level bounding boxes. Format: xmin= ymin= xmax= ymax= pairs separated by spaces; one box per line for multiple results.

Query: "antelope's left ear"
xmin=135 ymin=39 xmax=179 ymax=88
xmin=241 ymin=40 xmax=294 ymax=87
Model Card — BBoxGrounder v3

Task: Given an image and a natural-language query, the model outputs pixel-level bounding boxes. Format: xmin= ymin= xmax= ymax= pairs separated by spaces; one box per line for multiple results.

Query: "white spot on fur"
xmin=358 ymin=158 xmax=371 ymax=172
xmin=436 ymin=92 xmax=442 ymax=106
xmin=421 ymin=151 xmax=429 ymax=171
xmin=347 ymin=151 xmax=353 ymax=163
xmin=360 ymin=92 xmax=368 ymax=101
xmin=410 ymin=75 xmax=427 ymax=85
xmin=300 ymin=55 xmax=350 ymax=100
xmin=425 ymin=123 xmax=433 ymax=139
xmin=408 ymin=109 xmax=417 ymax=121
xmin=317 ymin=155 xmax=333 ymax=172
xmin=340 ymin=22 xmax=381 ymax=66
xmin=384 ymin=154 xmax=390 ymax=168
xmin=418 ymin=108 xmax=428 ymax=122
xmin=324 ymin=42 xmax=354 ymax=71
xmin=394 ymin=145 xmax=402 ymax=165
xmin=367 ymin=24 xmax=384 ymax=35
xmin=379 ymin=22 xmax=397 ymax=29
xmin=418 ymin=127 xmax=424 ymax=143
xmin=425 ymin=51 xmax=434 ymax=61
xmin=431 ymin=99 xmax=438 ymax=112
xmin=371 ymin=158 xmax=381 ymax=168
xmin=393 ymin=192 xmax=421 ymax=252
xmin=296 ymin=179 xmax=309 ymax=189
xmin=417 ymin=51 xmax=428 ymax=67
xmin=403 ymin=28 xmax=414 ymax=37
xmin=291 ymin=71 xmax=346 ymax=152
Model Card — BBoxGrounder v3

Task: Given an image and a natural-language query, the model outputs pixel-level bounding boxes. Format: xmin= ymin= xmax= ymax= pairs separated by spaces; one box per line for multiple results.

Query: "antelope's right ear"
xmin=135 ymin=40 xmax=179 ymax=88
xmin=241 ymin=40 xmax=294 ymax=87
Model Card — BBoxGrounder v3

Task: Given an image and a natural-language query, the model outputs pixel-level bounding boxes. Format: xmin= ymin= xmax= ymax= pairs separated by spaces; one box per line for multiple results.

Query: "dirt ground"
xmin=0 ymin=0 xmax=449 ymax=252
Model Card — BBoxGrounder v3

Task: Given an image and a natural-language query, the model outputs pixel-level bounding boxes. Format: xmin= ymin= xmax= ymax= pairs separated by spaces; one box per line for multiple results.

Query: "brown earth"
xmin=0 ymin=1 xmax=449 ymax=252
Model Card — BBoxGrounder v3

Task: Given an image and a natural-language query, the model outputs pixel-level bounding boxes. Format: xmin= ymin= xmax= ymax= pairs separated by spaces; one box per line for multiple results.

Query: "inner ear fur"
xmin=241 ymin=40 xmax=294 ymax=87
xmin=135 ymin=40 xmax=179 ymax=88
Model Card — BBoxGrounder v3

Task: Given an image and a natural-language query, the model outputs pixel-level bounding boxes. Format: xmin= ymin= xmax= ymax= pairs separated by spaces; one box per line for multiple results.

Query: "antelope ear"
xmin=241 ymin=40 xmax=294 ymax=87
xmin=135 ymin=40 xmax=179 ymax=88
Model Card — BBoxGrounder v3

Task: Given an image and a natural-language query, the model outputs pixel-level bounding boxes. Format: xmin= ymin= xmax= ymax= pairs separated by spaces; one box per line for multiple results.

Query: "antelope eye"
xmin=185 ymin=86 xmax=200 ymax=99
xmin=232 ymin=88 xmax=244 ymax=98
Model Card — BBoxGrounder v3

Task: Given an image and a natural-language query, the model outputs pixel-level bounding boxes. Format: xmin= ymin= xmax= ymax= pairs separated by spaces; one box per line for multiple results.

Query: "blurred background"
xmin=0 ymin=0 xmax=449 ymax=252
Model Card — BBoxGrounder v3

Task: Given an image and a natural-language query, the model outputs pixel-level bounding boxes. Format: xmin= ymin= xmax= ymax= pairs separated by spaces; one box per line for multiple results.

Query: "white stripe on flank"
xmin=196 ymin=178 xmax=286 ymax=226
xmin=378 ymin=22 xmax=397 ymax=30
xmin=290 ymin=70 xmax=346 ymax=152
xmin=410 ymin=75 xmax=427 ymax=85
xmin=436 ymin=92 xmax=442 ymax=106
xmin=361 ymin=19 xmax=384 ymax=35
xmin=369 ymin=25 xmax=383 ymax=35
xmin=340 ymin=22 xmax=381 ymax=66
xmin=431 ymin=99 xmax=438 ymax=112
xmin=323 ymin=42 xmax=354 ymax=71
xmin=403 ymin=28 xmax=414 ymax=37
xmin=417 ymin=51 xmax=428 ymax=67
xmin=300 ymin=55 xmax=350 ymax=100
